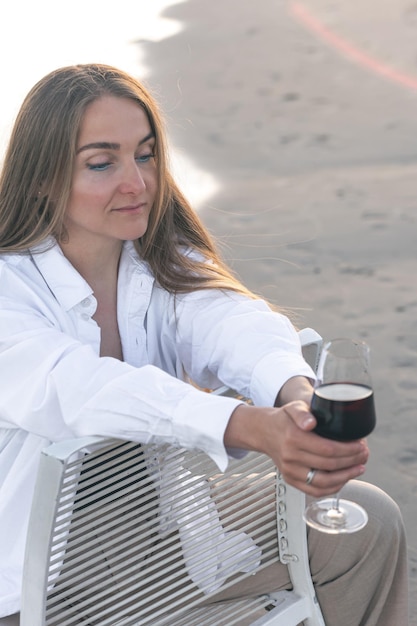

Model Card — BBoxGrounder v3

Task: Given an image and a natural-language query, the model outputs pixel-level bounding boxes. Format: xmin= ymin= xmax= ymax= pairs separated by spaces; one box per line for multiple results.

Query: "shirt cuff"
xmin=172 ymin=389 xmax=244 ymax=472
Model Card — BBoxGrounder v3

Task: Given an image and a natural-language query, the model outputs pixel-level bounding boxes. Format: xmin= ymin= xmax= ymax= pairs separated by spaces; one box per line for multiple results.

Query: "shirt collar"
xmin=29 ymin=239 xmax=153 ymax=312
xmin=29 ymin=238 xmax=94 ymax=312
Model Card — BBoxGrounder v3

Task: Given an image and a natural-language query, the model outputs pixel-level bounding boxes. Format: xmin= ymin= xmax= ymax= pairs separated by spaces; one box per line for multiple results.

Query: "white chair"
xmin=21 ymin=328 xmax=325 ymax=626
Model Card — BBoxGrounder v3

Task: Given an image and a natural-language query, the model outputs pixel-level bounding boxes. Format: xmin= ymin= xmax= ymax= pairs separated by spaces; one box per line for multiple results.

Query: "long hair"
xmin=0 ymin=63 xmax=256 ymax=297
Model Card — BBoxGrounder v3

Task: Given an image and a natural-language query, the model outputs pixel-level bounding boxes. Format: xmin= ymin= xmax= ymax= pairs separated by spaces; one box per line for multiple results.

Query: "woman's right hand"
xmin=224 ymin=401 xmax=369 ymax=497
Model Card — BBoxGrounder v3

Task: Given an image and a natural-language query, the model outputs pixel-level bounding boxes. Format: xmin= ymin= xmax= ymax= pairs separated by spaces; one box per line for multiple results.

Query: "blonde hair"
xmin=0 ymin=63 xmax=255 ymax=297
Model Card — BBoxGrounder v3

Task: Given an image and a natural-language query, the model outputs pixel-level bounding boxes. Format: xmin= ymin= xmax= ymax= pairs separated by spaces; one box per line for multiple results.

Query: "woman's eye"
xmin=87 ymin=162 xmax=111 ymax=171
xmin=136 ymin=153 xmax=155 ymax=163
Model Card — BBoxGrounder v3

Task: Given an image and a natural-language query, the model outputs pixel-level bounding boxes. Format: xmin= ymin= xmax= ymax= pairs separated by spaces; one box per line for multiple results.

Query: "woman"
xmin=0 ymin=64 xmax=408 ymax=624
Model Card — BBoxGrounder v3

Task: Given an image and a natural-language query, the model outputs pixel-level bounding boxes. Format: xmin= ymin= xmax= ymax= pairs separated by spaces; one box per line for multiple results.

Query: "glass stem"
xmin=323 ymin=492 xmax=345 ymax=528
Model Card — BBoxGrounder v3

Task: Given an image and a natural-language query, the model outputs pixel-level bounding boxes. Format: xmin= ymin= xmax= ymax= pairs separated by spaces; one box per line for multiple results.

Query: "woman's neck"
xmin=60 ymin=238 xmax=123 ymax=291
xmin=60 ymin=238 xmax=124 ymax=360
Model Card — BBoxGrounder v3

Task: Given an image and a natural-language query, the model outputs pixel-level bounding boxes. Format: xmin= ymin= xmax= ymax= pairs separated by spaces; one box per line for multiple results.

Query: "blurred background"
xmin=140 ymin=4 xmax=417 ymax=615
xmin=0 ymin=0 xmax=215 ymax=207
xmin=2 ymin=0 xmax=417 ymax=619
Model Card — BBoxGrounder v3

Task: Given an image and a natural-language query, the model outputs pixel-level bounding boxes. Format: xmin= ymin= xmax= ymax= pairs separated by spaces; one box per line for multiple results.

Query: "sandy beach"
xmin=141 ymin=0 xmax=417 ymax=619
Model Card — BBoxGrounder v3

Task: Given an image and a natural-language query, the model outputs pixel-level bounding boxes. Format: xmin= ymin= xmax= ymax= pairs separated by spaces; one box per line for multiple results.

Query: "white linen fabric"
xmin=0 ymin=239 xmax=314 ymax=616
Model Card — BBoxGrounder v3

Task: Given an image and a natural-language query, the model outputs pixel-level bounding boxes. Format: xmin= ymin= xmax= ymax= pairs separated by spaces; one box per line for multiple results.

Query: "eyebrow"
xmin=77 ymin=131 xmax=155 ymax=155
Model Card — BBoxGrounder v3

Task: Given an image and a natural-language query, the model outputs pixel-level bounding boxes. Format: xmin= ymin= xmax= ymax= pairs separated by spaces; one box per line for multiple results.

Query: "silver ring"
xmin=306 ymin=469 xmax=317 ymax=485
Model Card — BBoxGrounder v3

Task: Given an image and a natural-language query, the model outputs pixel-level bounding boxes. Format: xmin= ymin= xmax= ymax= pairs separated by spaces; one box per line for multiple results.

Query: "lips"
xmin=113 ymin=203 xmax=146 ymax=213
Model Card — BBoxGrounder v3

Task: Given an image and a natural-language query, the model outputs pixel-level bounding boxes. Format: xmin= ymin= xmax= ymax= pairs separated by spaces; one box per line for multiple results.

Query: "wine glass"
xmin=303 ymin=338 xmax=376 ymax=534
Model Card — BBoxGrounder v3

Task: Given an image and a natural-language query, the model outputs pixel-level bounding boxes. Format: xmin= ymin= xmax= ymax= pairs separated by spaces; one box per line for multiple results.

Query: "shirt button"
xmin=81 ymin=298 xmax=91 ymax=307
xmin=81 ymin=313 xmax=90 ymax=321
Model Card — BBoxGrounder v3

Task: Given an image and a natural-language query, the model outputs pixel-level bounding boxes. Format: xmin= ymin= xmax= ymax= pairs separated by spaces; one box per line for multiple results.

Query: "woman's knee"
xmin=342 ymin=480 xmax=405 ymax=543
xmin=308 ymin=480 xmax=406 ymax=584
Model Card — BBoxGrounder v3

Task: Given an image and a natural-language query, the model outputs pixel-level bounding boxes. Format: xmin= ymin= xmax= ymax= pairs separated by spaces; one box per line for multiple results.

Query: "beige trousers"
xmin=2 ymin=480 xmax=408 ymax=626
xmin=208 ymin=480 xmax=409 ymax=626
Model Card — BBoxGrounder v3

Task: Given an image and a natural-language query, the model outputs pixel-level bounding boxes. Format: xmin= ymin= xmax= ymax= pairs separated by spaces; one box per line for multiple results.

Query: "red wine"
xmin=311 ymin=383 xmax=376 ymax=441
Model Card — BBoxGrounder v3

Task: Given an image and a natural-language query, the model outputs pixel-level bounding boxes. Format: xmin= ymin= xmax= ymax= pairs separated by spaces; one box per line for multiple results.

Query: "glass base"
xmin=303 ymin=498 xmax=369 ymax=534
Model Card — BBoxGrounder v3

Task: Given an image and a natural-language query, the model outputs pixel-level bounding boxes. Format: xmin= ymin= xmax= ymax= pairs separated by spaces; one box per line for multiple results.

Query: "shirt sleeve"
xmin=0 ymin=263 xmax=241 ymax=471
xmin=173 ymin=289 xmax=315 ymax=406
xmin=0 ymin=261 xmax=314 ymax=473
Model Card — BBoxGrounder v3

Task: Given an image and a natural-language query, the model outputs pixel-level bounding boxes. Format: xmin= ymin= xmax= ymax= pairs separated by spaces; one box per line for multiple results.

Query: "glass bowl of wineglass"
xmin=303 ymin=338 xmax=376 ymax=534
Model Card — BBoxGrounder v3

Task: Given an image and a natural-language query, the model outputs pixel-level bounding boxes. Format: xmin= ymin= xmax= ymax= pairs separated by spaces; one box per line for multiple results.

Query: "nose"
xmin=118 ymin=160 xmax=147 ymax=195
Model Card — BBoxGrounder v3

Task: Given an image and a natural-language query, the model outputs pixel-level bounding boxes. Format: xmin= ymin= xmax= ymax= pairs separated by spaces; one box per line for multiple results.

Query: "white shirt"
xmin=0 ymin=239 xmax=314 ymax=615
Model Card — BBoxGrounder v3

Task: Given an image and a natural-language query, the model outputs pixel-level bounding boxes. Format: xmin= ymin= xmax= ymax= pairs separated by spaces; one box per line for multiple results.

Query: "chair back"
xmin=21 ymin=328 xmax=325 ymax=625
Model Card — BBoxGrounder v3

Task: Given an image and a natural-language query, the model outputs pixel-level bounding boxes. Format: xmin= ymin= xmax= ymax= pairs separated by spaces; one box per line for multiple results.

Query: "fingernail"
xmin=303 ymin=416 xmax=315 ymax=428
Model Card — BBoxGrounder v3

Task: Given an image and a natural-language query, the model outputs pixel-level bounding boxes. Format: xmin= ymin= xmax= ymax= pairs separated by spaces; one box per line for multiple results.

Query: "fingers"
xmin=281 ymin=436 xmax=368 ymax=496
xmin=295 ymin=435 xmax=369 ymax=469
xmin=226 ymin=401 xmax=370 ymax=498
xmin=281 ymin=401 xmax=369 ymax=465
xmin=277 ymin=401 xmax=370 ymax=496
xmin=287 ymin=463 xmax=366 ymax=497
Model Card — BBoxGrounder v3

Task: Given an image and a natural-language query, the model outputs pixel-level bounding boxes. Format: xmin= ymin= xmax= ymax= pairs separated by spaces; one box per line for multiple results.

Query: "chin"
xmin=120 ymin=224 xmax=149 ymax=241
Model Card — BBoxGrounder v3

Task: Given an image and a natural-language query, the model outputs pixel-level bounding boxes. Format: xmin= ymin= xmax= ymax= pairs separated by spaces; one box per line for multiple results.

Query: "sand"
xmin=140 ymin=0 xmax=417 ymax=619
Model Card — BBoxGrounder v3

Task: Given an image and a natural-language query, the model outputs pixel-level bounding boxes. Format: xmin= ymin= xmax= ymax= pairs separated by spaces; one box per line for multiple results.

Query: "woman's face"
xmin=64 ymin=95 xmax=157 ymax=254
